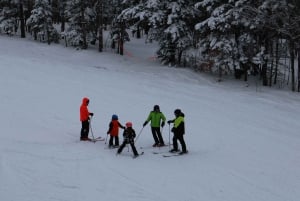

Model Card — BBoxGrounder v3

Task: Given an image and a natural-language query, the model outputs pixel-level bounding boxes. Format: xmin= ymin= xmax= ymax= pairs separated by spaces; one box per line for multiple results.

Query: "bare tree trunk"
xmin=119 ymin=22 xmax=125 ymax=55
xmin=269 ymin=40 xmax=274 ymax=87
xmin=290 ymin=40 xmax=295 ymax=91
xmin=244 ymin=64 xmax=248 ymax=82
xmin=274 ymin=39 xmax=279 ymax=85
xmin=81 ymin=5 xmax=87 ymax=49
xmin=218 ymin=66 xmax=222 ymax=82
xmin=298 ymin=48 xmax=300 ymax=92
xmin=19 ymin=1 xmax=26 ymax=38
xmin=61 ymin=16 xmax=65 ymax=32
xmin=119 ymin=38 xmax=124 ymax=55
xmin=261 ymin=39 xmax=269 ymax=86
xmin=177 ymin=49 xmax=183 ymax=66
xmin=60 ymin=3 xmax=65 ymax=32
xmin=136 ymin=25 xmax=141 ymax=39
xmin=98 ymin=0 xmax=103 ymax=52
xmin=25 ymin=0 xmax=33 ymax=33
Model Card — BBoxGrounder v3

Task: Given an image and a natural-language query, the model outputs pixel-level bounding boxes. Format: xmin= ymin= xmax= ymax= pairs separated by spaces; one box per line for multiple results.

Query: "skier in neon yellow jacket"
xmin=167 ymin=109 xmax=187 ymax=154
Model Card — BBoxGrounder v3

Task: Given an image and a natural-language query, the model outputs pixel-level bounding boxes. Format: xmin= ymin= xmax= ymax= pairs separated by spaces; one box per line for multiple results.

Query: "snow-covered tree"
xmin=119 ymin=0 xmax=200 ymax=65
xmin=0 ymin=0 xmax=18 ymax=35
xmin=26 ymin=0 xmax=58 ymax=44
xmin=105 ymin=0 xmax=127 ymax=26
xmin=195 ymin=0 xmax=300 ymax=88
xmin=245 ymin=0 xmax=300 ymax=87
xmin=195 ymin=0 xmax=239 ymax=79
xmin=156 ymin=0 xmax=200 ymax=65
xmin=64 ymin=0 xmax=97 ymax=49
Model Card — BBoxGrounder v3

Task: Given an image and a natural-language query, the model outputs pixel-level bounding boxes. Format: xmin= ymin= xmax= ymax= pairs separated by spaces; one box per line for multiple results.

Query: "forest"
xmin=1 ymin=0 xmax=300 ymax=91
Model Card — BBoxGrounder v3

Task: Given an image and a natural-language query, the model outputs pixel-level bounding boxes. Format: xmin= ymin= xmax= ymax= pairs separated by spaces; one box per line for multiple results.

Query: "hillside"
xmin=0 ymin=35 xmax=300 ymax=201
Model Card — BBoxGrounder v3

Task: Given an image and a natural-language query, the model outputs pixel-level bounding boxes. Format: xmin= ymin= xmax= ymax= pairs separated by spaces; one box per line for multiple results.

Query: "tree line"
xmin=1 ymin=0 xmax=300 ymax=91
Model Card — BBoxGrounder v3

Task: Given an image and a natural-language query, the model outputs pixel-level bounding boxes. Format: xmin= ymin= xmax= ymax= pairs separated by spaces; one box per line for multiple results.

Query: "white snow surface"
xmin=0 ymin=35 xmax=300 ymax=201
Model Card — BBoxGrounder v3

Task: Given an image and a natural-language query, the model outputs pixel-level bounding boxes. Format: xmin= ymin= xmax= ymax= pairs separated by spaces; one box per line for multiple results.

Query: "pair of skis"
xmin=89 ymin=136 xmax=105 ymax=142
xmin=133 ymin=151 xmax=144 ymax=159
xmin=115 ymin=151 xmax=144 ymax=159
xmin=153 ymin=151 xmax=188 ymax=157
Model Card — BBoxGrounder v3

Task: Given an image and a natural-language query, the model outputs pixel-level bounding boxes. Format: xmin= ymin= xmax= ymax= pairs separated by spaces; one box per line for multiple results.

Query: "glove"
xmin=89 ymin=113 xmax=94 ymax=116
xmin=171 ymin=127 xmax=175 ymax=132
xmin=167 ymin=120 xmax=172 ymax=124
xmin=143 ymin=121 xmax=147 ymax=127
xmin=161 ymin=122 xmax=165 ymax=127
xmin=107 ymin=131 xmax=109 ymax=134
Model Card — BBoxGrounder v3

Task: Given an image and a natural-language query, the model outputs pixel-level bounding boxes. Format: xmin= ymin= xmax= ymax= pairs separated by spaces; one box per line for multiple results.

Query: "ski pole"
xmin=105 ymin=134 xmax=109 ymax=144
xmin=159 ymin=126 xmax=165 ymax=150
xmin=134 ymin=127 xmax=144 ymax=143
xmin=161 ymin=125 xmax=164 ymax=134
xmin=168 ymin=124 xmax=171 ymax=150
xmin=89 ymin=116 xmax=95 ymax=141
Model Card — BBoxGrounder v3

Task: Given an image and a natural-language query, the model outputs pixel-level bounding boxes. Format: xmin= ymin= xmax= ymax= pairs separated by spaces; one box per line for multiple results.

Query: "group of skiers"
xmin=80 ymin=97 xmax=188 ymax=157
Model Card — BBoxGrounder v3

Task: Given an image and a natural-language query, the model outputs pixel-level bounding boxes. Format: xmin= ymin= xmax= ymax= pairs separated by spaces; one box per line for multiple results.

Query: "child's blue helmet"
xmin=112 ymin=114 xmax=118 ymax=120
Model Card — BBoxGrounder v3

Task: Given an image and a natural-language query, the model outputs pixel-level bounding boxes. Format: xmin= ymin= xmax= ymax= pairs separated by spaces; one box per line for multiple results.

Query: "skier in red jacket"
xmin=80 ymin=97 xmax=93 ymax=141
xmin=107 ymin=114 xmax=125 ymax=148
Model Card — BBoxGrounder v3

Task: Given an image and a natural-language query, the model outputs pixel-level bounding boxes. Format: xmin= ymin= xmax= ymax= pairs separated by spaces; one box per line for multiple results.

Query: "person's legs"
xmin=170 ymin=135 xmax=179 ymax=152
xmin=151 ymin=127 xmax=159 ymax=146
xmin=155 ymin=127 xmax=164 ymax=145
xmin=117 ymin=142 xmax=126 ymax=154
xmin=130 ymin=142 xmax=138 ymax=156
xmin=177 ymin=135 xmax=187 ymax=153
xmin=81 ymin=120 xmax=89 ymax=140
xmin=115 ymin=136 xmax=119 ymax=146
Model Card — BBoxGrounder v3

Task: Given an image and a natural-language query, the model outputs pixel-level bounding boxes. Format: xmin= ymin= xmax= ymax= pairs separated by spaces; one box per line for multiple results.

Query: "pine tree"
xmin=156 ymin=0 xmax=199 ymax=66
xmin=0 ymin=0 xmax=18 ymax=35
xmin=195 ymin=0 xmax=300 ymax=89
xmin=65 ymin=0 xmax=97 ymax=49
xmin=26 ymin=0 xmax=58 ymax=44
xmin=195 ymin=0 xmax=239 ymax=80
xmin=119 ymin=0 xmax=199 ymax=65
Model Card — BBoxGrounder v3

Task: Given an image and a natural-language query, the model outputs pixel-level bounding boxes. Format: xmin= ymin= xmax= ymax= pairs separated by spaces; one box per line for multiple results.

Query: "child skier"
xmin=107 ymin=114 xmax=125 ymax=148
xmin=117 ymin=122 xmax=139 ymax=157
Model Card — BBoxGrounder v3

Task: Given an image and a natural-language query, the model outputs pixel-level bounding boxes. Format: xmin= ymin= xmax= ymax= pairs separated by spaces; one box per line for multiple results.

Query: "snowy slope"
xmin=0 ymin=35 xmax=300 ymax=201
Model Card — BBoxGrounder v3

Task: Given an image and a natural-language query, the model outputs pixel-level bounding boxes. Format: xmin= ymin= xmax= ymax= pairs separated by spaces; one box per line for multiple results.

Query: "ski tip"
xmin=132 ymin=152 xmax=144 ymax=159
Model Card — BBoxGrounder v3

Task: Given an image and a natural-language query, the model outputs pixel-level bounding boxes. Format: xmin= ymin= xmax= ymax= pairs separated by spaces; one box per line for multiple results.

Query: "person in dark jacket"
xmin=167 ymin=109 xmax=187 ymax=154
xmin=79 ymin=97 xmax=94 ymax=141
xmin=107 ymin=114 xmax=125 ymax=148
xmin=143 ymin=105 xmax=166 ymax=147
xmin=117 ymin=122 xmax=139 ymax=157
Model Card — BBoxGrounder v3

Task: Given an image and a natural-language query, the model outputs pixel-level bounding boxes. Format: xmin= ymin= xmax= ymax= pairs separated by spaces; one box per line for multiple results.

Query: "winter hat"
xmin=112 ymin=114 xmax=118 ymax=120
xmin=154 ymin=105 xmax=160 ymax=111
xmin=174 ymin=109 xmax=181 ymax=116
xmin=126 ymin=122 xmax=133 ymax=127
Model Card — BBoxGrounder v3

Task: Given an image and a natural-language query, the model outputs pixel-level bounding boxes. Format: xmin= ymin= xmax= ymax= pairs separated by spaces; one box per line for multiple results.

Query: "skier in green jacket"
xmin=143 ymin=105 xmax=166 ymax=147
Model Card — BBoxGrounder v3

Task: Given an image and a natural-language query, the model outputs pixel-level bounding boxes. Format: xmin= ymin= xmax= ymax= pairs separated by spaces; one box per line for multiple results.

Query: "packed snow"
xmin=0 ymin=35 xmax=300 ymax=201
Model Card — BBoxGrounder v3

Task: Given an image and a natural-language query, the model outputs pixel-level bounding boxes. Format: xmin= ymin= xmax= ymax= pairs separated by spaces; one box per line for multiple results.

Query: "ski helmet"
xmin=154 ymin=105 xmax=160 ymax=111
xmin=174 ymin=109 xmax=181 ymax=116
xmin=112 ymin=114 xmax=118 ymax=120
xmin=126 ymin=122 xmax=133 ymax=127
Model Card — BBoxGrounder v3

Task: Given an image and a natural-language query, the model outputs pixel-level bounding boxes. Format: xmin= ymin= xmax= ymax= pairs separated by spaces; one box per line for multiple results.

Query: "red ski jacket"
xmin=107 ymin=120 xmax=124 ymax=136
xmin=80 ymin=97 xmax=90 ymax=122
